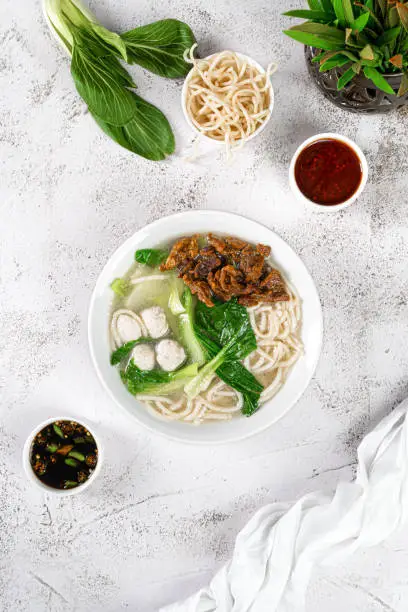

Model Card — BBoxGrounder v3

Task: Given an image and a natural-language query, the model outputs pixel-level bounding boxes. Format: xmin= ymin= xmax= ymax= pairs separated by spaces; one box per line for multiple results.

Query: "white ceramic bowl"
xmin=181 ymin=52 xmax=274 ymax=144
xmin=289 ymin=132 xmax=368 ymax=212
xmin=23 ymin=416 xmax=102 ymax=495
xmin=88 ymin=211 xmax=323 ymax=444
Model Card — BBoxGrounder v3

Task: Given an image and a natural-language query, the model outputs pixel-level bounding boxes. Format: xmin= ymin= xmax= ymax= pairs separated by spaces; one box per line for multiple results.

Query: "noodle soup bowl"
xmin=181 ymin=52 xmax=275 ymax=145
xmin=89 ymin=211 xmax=322 ymax=444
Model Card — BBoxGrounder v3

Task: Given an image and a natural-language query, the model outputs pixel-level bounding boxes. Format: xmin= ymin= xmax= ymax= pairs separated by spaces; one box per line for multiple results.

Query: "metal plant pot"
xmin=305 ymin=46 xmax=408 ymax=114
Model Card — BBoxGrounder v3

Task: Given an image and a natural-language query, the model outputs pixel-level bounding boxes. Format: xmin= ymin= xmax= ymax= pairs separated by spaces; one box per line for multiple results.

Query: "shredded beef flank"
xmin=160 ymin=234 xmax=289 ymax=307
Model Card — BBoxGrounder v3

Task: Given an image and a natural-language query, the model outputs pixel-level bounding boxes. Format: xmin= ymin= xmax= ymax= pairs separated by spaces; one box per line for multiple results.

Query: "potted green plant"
xmin=283 ymin=0 xmax=408 ymax=113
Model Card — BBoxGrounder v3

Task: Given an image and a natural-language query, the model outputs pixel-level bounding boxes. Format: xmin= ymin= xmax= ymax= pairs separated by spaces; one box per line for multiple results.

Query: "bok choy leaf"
xmin=184 ymin=298 xmax=262 ymax=415
xmin=122 ymin=361 xmax=198 ymax=396
xmin=193 ymin=326 xmax=263 ymax=416
xmin=43 ymin=0 xmax=195 ymax=160
xmin=121 ymin=19 xmax=196 ymax=78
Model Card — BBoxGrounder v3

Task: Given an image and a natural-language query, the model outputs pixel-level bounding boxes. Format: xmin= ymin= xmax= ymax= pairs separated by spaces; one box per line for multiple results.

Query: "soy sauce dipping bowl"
xmin=23 ymin=416 xmax=103 ymax=496
xmin=289 ymin=132 xmax=368 ymax=212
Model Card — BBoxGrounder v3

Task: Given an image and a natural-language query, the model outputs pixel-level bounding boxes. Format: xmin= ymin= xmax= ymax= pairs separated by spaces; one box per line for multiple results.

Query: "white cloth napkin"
xmin=164 ymin=399 xmax=408 ymax=612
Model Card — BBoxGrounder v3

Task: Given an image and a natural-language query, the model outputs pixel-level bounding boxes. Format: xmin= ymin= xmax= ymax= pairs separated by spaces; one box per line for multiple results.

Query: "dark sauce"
xmin=30 ymin=420 xmax=98 ymax=490
xmin=294 ymin=138 xmax=362 ymax=205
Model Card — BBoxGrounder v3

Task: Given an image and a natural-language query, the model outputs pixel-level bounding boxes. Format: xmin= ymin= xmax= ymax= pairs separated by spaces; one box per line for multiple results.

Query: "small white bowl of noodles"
xmin=181 ymin=48 xmax=275 ymax=152
xmin=88 ymin=211 xmax=322 ymax=445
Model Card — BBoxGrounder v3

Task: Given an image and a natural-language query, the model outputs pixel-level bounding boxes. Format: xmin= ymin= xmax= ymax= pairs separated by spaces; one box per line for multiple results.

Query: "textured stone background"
xmin=1 ymin=0 xmax=408 ymax=610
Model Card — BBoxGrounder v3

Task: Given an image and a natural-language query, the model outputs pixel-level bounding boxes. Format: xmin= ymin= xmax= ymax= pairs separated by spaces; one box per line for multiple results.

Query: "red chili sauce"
xmin=294 ymin=138 xmax=362 ymax=205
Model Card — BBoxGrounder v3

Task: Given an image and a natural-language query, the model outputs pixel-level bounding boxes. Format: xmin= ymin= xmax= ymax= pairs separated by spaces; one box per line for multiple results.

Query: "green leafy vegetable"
xmin=90 ymin=98 xmax=175 ymax=160
xmin=178 ymin=289 xmax=206 ymax=367
xmin=193 ymin=326 xmax=263 ymax=416
xmin=43 ymin=0 xmax=196 ymax=159
xmin=110 ymin=278 xmax=131 ymax=297
xmin=121 ymin=19 xmax=196 ymax=78
xmin=195 ymin=299 xmax=257 ymax=360
xmin=71 ymin=31 xmax=137 ymax=127
xmin=168 ymin=280 xmax=186 ymax=316
xmin=185 ymin=299 xmax=260 ymax=409
xmin=134 ymin=249 xmax=169 ymax=266
xmin=110 ymin=339 xmax=153 ymax=366
xmin=122 ymin=361 xmax=198 ymax=396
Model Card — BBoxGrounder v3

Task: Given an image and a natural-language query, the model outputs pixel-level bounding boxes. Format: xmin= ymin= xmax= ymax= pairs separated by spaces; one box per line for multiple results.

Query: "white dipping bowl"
xmin=23 ymin=416 xmax=102 ymax=496
xmin=181 ymin=52 xmax=274 ymax=144
xmin=88 ymin=211 xmax=322 ymax=445
xmin=289 ymin=132 xmax=368 ymax=212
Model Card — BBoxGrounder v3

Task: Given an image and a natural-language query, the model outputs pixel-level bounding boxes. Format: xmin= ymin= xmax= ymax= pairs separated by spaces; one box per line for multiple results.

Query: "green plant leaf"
xmin=376 ymin=26 xmax=401 ymax=46
xmin=377 ymin=0 xmax=387 ymax=17
xmin=91 ymin=94 xmax=175 ymax=161
xmin=341 ymin=50 xmax=360 ymax=61
xmin=307 ymin=0 xmax=323 ymax=9
xmin=337 ymin=66 xmax=356 ymax=88
xmin=363 ymin=66 xmax=396 ymax=93
xmin=320 ymin=54 xmax=351 ymax=71
xmin=342 ymin=0 xmax=355 ymax=25
xmin=283 ymin=10 xmax=335 ymax=21
xmin=332 ymin=0 xmax=354 ymax=26
xmin=397 ymin=2 xmax=408 ymax=33
xmin=401 ymin=30 xmax=408 ymax=52
xmin=351 ymin=12 xmax=370 ymax=32
xmin=320 ymin=0 xmax=334 ymax=12
xmin=317 ymin=50 xmax=342 ymax=63
xmin=318 ymin=49 xmax=359 ymax=63
xmin=355 ymin=3 xmax=384 ymax=32
xmin=398 ymin=71 xmax=408 ymax=96
xmin=312 ymin=51 xmax=328 ymax=62
xmin=121 ymin=19 xmax=196 ymax=78
xmin=284 ymin=23 xmax=345 ymax=50
xmin=333 ymin=0 xmax=346 ymax=26
xmin=388 ymin=6 xmax=400 ymax=28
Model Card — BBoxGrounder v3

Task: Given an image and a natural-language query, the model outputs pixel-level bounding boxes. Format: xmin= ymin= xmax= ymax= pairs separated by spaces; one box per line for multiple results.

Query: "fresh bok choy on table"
xmin=43 ymin=0 xmax=196 ymax=160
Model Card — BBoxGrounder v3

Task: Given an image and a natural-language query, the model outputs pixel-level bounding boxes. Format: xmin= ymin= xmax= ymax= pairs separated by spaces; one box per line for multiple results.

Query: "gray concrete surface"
xmin=1 ymin=0 xmax=408 ymax=610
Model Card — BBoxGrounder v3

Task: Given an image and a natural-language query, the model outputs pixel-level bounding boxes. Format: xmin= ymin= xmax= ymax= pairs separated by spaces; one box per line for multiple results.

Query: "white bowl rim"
xmin=22 ymin=416 xmax=103 ymax=495
xmin=288 ymin=132 xmax=369 ymax=212
xmin=181 ymin=51 xmax=274 ymax=145
xmin=88 ymin=210 xmax=323 ymax=445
